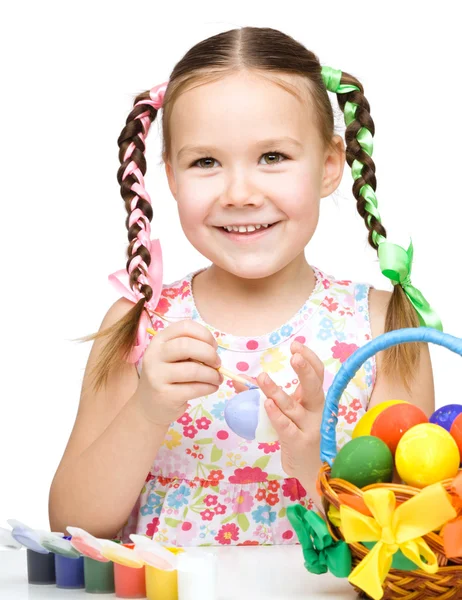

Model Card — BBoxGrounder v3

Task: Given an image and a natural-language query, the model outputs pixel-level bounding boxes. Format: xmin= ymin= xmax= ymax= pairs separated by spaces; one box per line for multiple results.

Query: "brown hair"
xmin=82 ymin=26 xmax=420 ymax=392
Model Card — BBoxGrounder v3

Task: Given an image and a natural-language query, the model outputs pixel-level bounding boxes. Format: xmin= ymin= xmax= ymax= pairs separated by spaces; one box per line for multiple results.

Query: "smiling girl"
xmin=48 ymin=26 xmax=438 ymax=547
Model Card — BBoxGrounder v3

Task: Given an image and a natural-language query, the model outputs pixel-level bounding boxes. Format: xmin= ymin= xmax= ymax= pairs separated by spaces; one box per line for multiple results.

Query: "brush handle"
xmin=146 ymin=328 xmax=256 ymax=389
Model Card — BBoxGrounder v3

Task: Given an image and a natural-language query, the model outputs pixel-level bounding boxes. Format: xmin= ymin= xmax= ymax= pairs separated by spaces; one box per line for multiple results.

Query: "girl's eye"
xmin=194 ymin=157 xmax=218 ymax=169
xmin=191 ymin=151 xmax=288 ymax=169
xmin=260 ymin=152 xmax=287 ymax=165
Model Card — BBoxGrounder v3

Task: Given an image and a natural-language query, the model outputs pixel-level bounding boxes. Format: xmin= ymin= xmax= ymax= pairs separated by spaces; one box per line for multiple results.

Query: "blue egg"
xmin=429 ymin=404 xmax=462 ymax=432
xmin=224 ymin=388 xmax=260 ymax=440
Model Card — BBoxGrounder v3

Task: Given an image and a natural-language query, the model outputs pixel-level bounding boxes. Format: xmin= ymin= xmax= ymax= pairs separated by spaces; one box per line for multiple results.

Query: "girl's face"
xmin=165 ymin=70 xmax=344 ymax=279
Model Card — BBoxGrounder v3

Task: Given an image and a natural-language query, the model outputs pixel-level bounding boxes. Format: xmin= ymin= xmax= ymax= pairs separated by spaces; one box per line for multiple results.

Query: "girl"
xmin=48 ymin=26 xmax=439 ymax=547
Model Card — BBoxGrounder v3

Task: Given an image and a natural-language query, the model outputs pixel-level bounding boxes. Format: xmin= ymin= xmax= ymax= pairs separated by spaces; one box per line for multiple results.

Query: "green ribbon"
xmin=322 ymin=66 xmax=442 ymax=331
xmin=322 ymin=65 xmax=441 ymax=330
xmin=287 ymin=504 xmax=352 ymax=577
xmin=321 ymin=66 xmax=382 ymax=245
xmin=321 ymin=66 xmax=359 ymax=95
xmin=378 ymin=239 xmax=442 ymax=330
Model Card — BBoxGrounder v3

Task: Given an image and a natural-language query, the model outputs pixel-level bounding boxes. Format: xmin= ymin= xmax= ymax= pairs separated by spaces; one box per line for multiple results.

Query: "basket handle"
xmin=320 ymin=327 xmax=462 ymax=466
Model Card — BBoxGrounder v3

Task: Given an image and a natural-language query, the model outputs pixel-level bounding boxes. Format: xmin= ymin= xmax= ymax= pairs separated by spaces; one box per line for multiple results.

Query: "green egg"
xmin=331 ymin=435 xmax=393 ymax=488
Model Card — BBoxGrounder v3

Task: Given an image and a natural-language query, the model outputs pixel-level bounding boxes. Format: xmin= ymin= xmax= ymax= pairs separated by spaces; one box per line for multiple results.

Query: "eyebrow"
xmin=177 ymin=136 xmax=303 ymax=160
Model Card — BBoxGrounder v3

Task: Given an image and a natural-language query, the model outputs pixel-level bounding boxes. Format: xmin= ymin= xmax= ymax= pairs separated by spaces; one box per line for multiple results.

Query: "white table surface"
xmin=0 ymin=546 xmax=358 ymax=599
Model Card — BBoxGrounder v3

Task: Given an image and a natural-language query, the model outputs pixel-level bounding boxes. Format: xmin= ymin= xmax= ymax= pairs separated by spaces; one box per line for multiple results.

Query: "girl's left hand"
xmin=233 ymin=340 xmax=325 ymax=482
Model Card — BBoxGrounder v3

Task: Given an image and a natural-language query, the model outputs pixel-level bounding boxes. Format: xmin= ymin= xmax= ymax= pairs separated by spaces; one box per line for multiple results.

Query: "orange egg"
xmin=352 ymin=400 xmax=408 ymax=438
xmin=371 ymin=403 xmax=428 ymax=455
xmin=450 ymin=413 xmax=462 ymax=458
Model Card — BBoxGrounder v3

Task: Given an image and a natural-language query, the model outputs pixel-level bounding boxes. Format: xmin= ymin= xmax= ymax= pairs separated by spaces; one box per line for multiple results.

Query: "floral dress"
xmin=116 ymin=265 xmax=376 ymax=546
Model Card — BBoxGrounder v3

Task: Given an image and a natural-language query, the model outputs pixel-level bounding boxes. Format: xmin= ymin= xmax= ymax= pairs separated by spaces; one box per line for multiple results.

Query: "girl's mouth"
xmin=216 ymin=222 xmax=279 ymax=242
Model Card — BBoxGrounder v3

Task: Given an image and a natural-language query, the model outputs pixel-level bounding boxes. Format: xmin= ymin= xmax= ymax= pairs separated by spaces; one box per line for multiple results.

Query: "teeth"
xmin=223 ymin=224 xmax=270 ymax=233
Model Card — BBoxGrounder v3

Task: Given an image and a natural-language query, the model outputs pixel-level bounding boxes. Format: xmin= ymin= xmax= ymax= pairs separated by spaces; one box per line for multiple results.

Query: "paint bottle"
xmin=44 ymin=535 xmax=84 ymax=589
xmin=177 ymin=551 xmax=217 ymax=600
xmin=54 ymin=552 xmax=85 ymax=589
xmin=145 ymin=547 xmax=184 ymax=600
xmin=68 ymin=526 xmax=118 ymax=594
xmin=83 ymin=556 xmax=115 ymax=594
xmin=7 ymin=519 xmax=57 ymax=585
xmin=103 ymin=541 xmax=146 ymax=599
xmin=26 ymin=548 xmax=56 ymax=585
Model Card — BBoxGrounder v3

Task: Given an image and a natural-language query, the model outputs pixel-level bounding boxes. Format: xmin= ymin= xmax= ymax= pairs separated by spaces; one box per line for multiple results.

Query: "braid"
xmin=79 ymin=89 xmax=164 ymax=392
xmin=117 ymin=94 xmax=157 ymax=307
xmin=324 ymin=69 xmax=420 ymax=388
xmin=335 ymin=82 xmax=387 ymax=250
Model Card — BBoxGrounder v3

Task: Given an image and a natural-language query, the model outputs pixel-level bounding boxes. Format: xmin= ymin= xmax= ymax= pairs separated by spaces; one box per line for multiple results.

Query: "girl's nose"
xmin=219 ymin=173 xmax=264 ymax=208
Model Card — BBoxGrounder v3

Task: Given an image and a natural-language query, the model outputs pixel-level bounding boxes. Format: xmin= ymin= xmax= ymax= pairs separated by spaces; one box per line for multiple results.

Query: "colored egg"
xmin=370 ymin=403 xmax=428 ymax=455
xmin=395 ymin=423 xmax=460 ymax=488
xmin=331 ymin=435 xmax=394 ymax=488
xmin=224 ymin=389 xmax=260 ymax=440
xmin=451 ymin=413 xmax=462 ymax=458
xmin=352 ymin=400 xmax=408 ymax=438
xmin=429 ymin=404 xmax=462 ymax=432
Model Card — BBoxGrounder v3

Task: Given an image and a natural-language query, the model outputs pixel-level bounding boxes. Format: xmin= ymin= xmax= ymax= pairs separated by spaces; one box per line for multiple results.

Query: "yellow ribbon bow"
xmin=340 ymin=484 xmax=456 ymax=600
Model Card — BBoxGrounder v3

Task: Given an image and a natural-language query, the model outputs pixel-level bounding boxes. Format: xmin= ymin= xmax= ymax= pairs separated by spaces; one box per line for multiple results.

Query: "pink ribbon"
xmin=108 ymin=238 xmax=163 ymax=363
xmin=123 ymin=80 xmax=168 ymax=173
xmin=134 ymin=81 xmax=168 ymax=111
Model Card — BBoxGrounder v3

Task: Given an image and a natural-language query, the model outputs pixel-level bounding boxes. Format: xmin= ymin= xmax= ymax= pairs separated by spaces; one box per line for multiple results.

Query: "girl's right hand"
xmin=134 ymin=319 xmax=223 ymax=427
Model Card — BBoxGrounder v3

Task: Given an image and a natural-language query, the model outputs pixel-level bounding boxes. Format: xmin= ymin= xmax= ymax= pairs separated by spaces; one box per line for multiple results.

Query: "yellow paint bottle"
xmin=145 ymin=547 xmax=184 ymax=600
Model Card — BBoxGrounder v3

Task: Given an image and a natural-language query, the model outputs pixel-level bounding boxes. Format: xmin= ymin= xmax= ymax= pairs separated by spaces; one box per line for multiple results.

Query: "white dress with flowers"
xmin=116 ymin=265 xmax=376 ymax=546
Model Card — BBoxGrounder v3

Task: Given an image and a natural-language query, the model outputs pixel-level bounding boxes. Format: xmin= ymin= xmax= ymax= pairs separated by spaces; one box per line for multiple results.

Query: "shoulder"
xmin=314 ymin=267 xmax=378 ymax=319
xmin=368 ymin=288 xmax=392 ymax=339
xmin=315 ymin=266 xmax=373 ymax=297
xmin=366 ymin=287 xmax=435 ymax=415
xmin=103 ymin=269 xmax=195 ymax=334
xmin=101 ymin=297 xmax=138 ymax=327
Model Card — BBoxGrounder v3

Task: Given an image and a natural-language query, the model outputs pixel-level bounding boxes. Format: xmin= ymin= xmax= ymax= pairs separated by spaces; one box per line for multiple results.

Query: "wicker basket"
xmin=318 ymin=327 xmax=462 ymax=599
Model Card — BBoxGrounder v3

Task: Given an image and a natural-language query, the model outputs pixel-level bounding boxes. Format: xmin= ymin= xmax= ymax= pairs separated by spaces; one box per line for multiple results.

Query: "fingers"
xmin=290 ymin=340 xmax=324 ymax=380
xmin=264 ymin=395 xmax=301 ymax=439
xmin=155 ymin=319 xmax=219 ymax=351
xmin=165 ymin=360 xmax=223 ymax=387
xmin=232 ymin=381 xmax=248 ymax=393
xmin=171 ymin=382 xmax=223 ymax=404
xmin=257 ymin=372 xmax=307 ymax=431
xmin=232 ymin=375 xmax=258 ymax=393
xmin=290 ymin=341 xmax=324 ymax=412
xmin=161 ymin=336 xmax=221 ymax=369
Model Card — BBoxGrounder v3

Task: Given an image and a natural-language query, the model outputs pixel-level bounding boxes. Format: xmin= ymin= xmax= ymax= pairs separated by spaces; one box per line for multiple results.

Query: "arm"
xmin=48 ymin=298 xmax=168 ymax=539
xmin=368 ymin=288 xmax=435 ymax=416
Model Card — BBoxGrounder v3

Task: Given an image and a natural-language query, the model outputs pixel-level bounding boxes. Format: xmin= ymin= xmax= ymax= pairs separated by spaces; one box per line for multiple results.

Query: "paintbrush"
xmin=146 ymin=327 xmax=258 ymax=389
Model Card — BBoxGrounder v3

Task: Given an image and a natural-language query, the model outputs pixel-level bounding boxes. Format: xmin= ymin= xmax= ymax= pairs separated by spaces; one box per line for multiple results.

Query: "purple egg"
xmin=224 ymin=388 xmax=260 ymax=440
xmin=429 ymin=404 xmax=462 ymax=432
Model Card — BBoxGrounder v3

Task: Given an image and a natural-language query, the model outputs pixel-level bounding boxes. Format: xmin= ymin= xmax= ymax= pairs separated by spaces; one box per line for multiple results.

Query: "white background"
xmin=1 ymin=1 xmax=461 ymax=530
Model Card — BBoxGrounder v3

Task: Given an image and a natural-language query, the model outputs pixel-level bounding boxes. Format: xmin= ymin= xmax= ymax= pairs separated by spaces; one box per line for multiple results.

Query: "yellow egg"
xmin=395 ymin=423 xmax=460 ymax=488
xmin=352 ymin=400 xmax=408 ymax=438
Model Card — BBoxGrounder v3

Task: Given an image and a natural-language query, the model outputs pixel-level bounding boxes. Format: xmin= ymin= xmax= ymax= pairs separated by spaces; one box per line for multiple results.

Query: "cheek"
xmin=264 ymin=170 xmax=321 ymax=216
xmin=175 ymin=175 xmax=218 ymax=223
